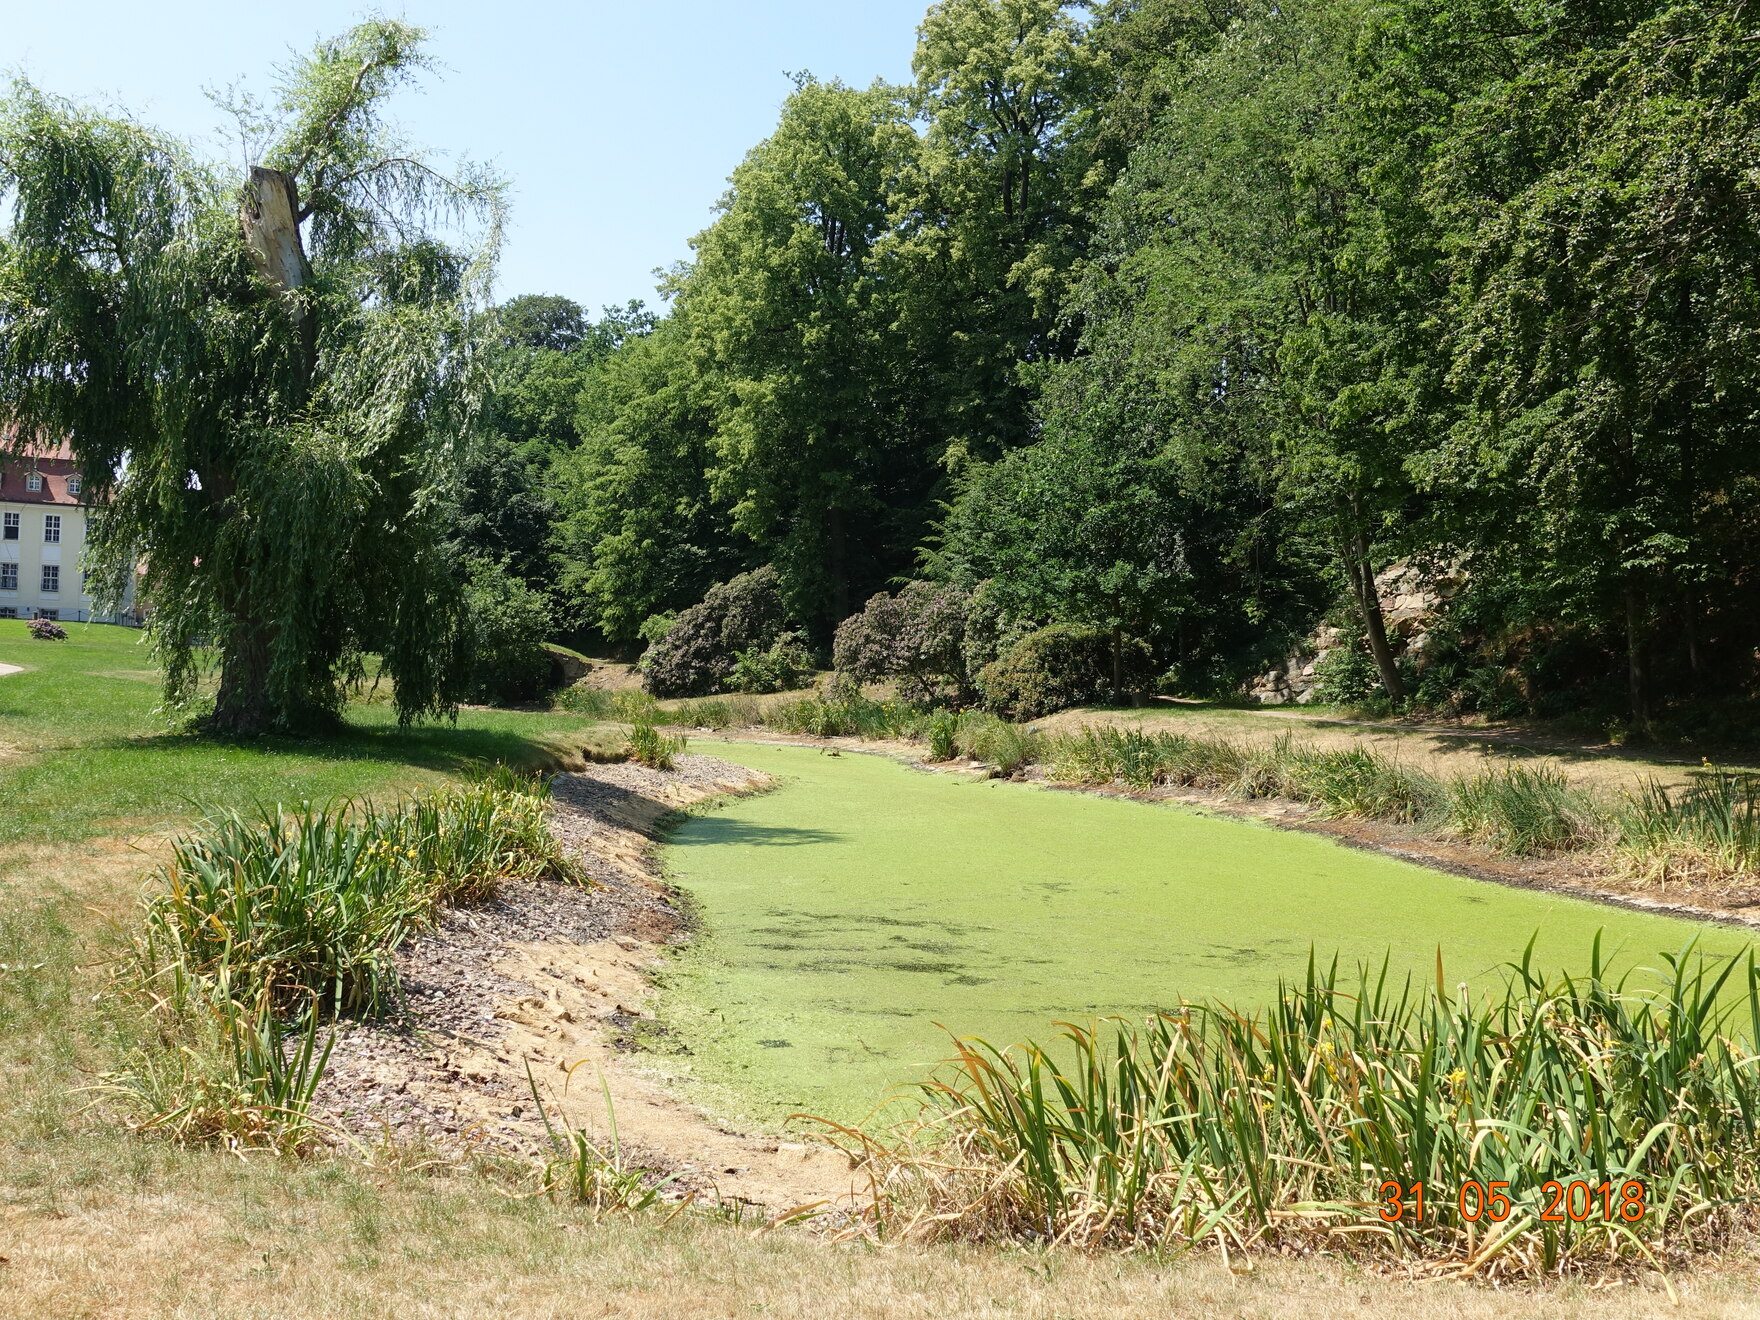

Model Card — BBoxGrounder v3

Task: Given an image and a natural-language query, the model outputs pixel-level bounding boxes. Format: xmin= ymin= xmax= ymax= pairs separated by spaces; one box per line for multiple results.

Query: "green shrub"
xmin=959 ymin=579 xmax=1035 ymax=680
xmin=977 ymin=623 xmax=1155 ymax=720
xmin=642 ymin=566 xmax=791 ymax=697
xmin=729 ymin=631 xmax=815 ymax=694
xmin=834 ymin=581 xmax=974 ymax=703
xmin=627 ymin=722 xmax=686 ymax=770
xmin=463 ymin=558 xmax=556 ymax=705
xmin=637 ymin=611 xmax=677 ymax=646
xmin=1311 ymin=623 xmax=1380 ymax=704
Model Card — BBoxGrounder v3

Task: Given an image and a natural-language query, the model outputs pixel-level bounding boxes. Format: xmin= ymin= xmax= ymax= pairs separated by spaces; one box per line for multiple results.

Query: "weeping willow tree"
xmin=0 ymin=21 xmax=504 ymax=733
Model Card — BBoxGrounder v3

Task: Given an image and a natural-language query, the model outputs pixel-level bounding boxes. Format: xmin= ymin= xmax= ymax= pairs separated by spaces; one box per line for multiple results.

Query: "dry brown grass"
xmin=1036 ymin=704 xmax=1741 ymax=797
xmin=4 ymin=1137 xmax=1760 ymax=1320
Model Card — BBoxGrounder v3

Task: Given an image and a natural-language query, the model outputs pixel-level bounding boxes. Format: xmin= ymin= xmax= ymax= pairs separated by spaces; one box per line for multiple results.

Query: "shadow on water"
xmin=675 ymin=818 xmax=844 ymax=848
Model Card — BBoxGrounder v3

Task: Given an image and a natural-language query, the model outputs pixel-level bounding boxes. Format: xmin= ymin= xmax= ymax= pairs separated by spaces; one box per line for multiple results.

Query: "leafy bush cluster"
xmin=463 ymin=558 xmax=556 ymax=704
xmin=641 ymin=566 xmax=793 ymax=697
xmin=834 ymin=581 xmax=974 ymax=703
xmin=729 ymin=632 xmax=815 ymax=694
xmin=1311 ymin=622 xmax=1381 ymax=706
xmin=26 ymin=617 xmax=66 ymax=641
xmin=976 ymin=623 xmax=1154 ymax=721
xmin=830 ymin=583 xmax=1157 ymax=720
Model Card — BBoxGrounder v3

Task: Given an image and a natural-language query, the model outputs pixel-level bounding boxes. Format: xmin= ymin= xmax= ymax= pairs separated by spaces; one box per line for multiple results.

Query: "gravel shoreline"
xmin=310 ymin=755 xmax=757 ymax=1154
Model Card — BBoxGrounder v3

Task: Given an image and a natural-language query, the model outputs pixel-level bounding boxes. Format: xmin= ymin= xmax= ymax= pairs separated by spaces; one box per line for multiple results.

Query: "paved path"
xmin=0 ymin=663 xmax=21 ymax=677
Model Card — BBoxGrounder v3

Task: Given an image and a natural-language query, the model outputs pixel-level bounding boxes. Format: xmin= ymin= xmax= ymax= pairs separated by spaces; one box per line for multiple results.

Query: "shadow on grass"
xmin=0 ymin=707 xmax=588 ymax=851
xmin=80 ymin=717 xmax=572 ymax=777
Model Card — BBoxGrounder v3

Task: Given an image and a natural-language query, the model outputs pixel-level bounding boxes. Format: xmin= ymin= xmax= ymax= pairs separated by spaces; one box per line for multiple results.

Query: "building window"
xmin=41 ymin=564 xmax=59 ymax=594
xmin=34 ymin=609 xmax=57 ymax=621
xmin=2 ymin=513 xmax=16 ymax=541
xmin=0 ymin=607 xmax=14 ymax=620
xmin=0 ymin=564 xmax=15 ymax=592
xmin=67 ymin=476 xmax=82 ymax=497
xmin=25 ymin=472 xmax=42 ymax=492
xmin=43 ymin=514 xmax=60 ymax=544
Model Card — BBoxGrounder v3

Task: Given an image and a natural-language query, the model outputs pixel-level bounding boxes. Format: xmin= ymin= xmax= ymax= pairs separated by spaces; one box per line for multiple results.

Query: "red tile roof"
xmin=1 ymin=428 xmax=85 ymax=506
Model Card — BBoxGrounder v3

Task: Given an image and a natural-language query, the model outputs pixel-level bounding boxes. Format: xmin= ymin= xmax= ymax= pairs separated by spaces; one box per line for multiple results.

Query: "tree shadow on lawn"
xmin=0 ymin=716 xmax=578 ymax=848
xmin=82 ymin=717 xmax=571 ymax=777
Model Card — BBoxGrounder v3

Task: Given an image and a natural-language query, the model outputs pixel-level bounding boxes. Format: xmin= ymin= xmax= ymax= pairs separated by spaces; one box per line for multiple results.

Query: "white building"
xmin=0 ymin=441 xmax=139 ymax=624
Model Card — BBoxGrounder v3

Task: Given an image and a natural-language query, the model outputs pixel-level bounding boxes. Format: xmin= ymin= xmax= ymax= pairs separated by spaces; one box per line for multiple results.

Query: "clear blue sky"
xmin=6 ymin=1 xmax=932 ymax=312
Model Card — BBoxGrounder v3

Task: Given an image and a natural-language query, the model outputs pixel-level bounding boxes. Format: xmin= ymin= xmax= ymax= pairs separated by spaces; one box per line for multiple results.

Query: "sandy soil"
xmin=312 ymin=755 xmax=866 ymax=1215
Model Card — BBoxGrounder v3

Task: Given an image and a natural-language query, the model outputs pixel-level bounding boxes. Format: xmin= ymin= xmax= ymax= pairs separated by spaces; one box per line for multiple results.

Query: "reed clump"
xmin=1451 ymin=764 xmax=1596 ymax=855
xmin=106 ymin=768 xmax=576 ymax=1151
xmin=1612 ymin=773 xmax=1760 ymax=884
xmin=136 ymin=769 xmax=574 ymax=1015
xmin=833 ymin=945 xmax=1760 ymax=1277
xmin=627 ymin=721 xmax=687 ymax=770
xmin=766 ymin=676 xmax=931 ymax=741
xmin=1031 ymin=725 xmax=1759 ymax=885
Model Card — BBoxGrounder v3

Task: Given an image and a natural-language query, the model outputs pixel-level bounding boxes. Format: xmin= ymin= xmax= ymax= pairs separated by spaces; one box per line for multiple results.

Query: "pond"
xmin=656 ymin=740 xmax=1754 ymax=1125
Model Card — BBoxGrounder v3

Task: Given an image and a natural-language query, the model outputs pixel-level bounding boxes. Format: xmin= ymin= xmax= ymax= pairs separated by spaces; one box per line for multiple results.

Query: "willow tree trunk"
xmin=240 ymin=167 xmax=316 ymax=380
xmin=207 ymin=167 xmax=314 ymax=734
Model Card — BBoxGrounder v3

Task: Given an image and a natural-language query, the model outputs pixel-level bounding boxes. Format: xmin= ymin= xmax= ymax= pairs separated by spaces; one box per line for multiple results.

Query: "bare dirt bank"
xmin=312 ymin=754 xmax=864 ymax=1214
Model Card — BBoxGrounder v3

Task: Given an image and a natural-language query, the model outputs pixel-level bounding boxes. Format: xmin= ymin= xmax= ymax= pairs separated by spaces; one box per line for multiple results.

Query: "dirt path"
xmin=312 ymin=755 xmax=864 ymax=1216
xmin=0 ymin=663 xmax=21 ymax=677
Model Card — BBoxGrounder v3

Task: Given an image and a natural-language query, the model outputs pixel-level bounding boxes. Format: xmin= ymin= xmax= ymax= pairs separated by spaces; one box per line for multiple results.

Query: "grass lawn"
xmin=0 ymin=619 xmax=592 ymax=855
xmin=658 ymin=739 xmax=1759 ymax=1125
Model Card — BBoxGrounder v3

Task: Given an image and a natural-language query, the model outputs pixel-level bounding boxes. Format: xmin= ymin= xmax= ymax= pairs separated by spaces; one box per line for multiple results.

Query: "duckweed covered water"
xmin=657 ymin=741 xmax=1754 ymax=1124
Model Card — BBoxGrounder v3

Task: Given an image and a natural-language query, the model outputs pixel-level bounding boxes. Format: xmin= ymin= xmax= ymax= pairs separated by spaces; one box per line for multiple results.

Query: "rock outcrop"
xmin=1247 ymin=561 xmax=1466 ymax=705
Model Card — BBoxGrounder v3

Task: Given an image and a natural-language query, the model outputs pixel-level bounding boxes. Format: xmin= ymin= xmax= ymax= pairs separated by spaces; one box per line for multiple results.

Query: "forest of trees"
xmin=7 ymin=1 xmax=1757 ymax=736
xmin=464 ymin=0 xmax=1760 ymax=737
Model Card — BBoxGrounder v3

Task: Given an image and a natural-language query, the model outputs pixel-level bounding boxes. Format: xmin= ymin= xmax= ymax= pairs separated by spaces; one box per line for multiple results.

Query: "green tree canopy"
xmin=0 ymin=20 xmax=504 ymax=733
xmin=1408 ymin=0 xmax=1760 ymax=723
xmin=675 ymin=76 xmax=926 ymax=627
